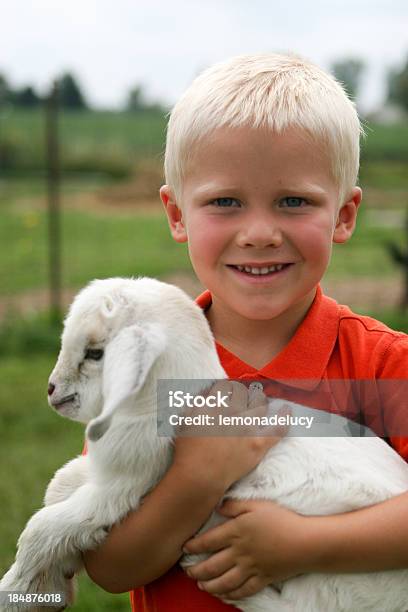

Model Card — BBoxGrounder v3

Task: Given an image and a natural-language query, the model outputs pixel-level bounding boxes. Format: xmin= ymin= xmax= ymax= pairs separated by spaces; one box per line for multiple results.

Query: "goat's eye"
xmin=84 ymin=348 xmax=104 ymax=361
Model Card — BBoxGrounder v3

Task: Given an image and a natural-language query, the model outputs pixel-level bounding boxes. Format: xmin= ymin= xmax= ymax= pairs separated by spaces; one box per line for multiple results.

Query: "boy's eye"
xmin=211 ymin=197 xmax=241 ymax=208
xmin=279 ymin=197 xmax=307 ymax=208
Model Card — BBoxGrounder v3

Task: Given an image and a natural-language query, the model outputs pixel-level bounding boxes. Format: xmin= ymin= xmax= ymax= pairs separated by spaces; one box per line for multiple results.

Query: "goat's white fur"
xmin=1 ymin=277 xmax=408 ymax=612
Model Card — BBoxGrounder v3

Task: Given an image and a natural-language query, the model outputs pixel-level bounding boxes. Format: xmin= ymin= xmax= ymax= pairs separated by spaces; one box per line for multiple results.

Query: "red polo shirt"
xmin=131 ymin=286 xmax=408 ymax=611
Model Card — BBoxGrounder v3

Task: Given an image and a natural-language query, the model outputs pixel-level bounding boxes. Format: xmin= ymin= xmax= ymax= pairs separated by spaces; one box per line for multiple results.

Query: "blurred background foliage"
xmin=0 ymin=56 xmax=407 ymax=610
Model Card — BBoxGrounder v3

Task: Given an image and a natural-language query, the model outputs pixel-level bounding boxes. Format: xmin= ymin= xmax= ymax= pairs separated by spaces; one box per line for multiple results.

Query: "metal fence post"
xmin=45 ymin=81 xmax=62 ymax=321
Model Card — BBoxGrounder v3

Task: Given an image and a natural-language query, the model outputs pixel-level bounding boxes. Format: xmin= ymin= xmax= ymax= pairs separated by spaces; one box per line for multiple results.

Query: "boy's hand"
xmin=173 ymin=381 xmax=287 ymax=492
xmin=183 ymin=499 xmax=309 ymax=599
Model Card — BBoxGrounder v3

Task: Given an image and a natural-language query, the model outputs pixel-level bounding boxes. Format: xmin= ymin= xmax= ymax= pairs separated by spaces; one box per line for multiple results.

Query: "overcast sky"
xmin=1 ymin=0 xmax=407 ymax=113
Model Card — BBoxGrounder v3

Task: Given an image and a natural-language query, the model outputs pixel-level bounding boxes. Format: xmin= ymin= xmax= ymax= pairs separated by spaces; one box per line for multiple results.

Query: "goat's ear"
xmin=86 ymin=322 xmax=166 ymax=442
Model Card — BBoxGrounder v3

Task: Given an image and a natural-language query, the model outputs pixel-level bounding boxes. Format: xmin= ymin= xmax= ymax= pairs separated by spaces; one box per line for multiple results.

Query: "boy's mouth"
xmin=228 ymin=263 xmax=291 ymax=276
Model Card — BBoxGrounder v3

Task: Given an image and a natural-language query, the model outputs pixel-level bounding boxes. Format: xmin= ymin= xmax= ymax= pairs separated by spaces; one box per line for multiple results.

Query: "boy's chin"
xmin=222 ymin=290 xmax=317 ymax=322
xmin=227 ymin=299 xmax=298 ymax=321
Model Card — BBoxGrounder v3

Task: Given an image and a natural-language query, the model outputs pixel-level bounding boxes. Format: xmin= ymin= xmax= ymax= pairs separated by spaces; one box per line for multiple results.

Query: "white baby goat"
xmin=1 ymin=277 xmax=408 ymax=612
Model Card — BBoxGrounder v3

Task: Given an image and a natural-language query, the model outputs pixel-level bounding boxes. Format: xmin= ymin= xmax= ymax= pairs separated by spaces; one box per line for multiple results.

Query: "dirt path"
xmin=0 ymin=274 xmax=403 ymax=322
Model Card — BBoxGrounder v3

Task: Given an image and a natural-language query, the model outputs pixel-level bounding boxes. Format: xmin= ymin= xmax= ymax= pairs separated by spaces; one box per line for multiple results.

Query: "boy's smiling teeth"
xmin=234 ymin=264 xmax=285 ymax=275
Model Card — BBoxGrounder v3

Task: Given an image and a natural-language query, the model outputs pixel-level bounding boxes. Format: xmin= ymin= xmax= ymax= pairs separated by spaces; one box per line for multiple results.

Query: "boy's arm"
xmin=83 ymin=383 xmax=282 ymax=593
xmin=183 ymin=492 xmax=408 ymax=599
xmin=83 ymin=461 xmax=226 ymax=593
xmin=308 ymin=490 xmax=408 ymax=572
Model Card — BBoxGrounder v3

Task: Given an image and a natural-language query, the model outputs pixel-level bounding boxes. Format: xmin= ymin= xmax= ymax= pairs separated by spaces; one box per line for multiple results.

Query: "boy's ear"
xmin=160 ymin=185 xmax=188 ymax=243
xmin=332 ymin=187 xmax=362 ymax=244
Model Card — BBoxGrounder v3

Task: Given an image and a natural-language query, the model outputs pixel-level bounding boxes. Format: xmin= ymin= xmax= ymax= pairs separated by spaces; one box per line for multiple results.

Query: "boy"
xmin=83 ymin=54 xmax=408 ymax=610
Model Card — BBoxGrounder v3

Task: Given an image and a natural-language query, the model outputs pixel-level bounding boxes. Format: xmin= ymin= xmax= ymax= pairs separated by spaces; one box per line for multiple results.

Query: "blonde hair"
xmin=164 ymin=53 xmax=363 ymax=204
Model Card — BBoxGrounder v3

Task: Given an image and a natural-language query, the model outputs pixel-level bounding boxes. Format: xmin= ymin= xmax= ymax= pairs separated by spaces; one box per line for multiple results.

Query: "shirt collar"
xmin=195 ymin=286 xmax=340 ymax=390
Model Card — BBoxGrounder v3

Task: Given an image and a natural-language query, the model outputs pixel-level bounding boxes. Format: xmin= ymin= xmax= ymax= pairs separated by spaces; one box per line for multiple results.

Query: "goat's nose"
xmin=48 ymin=382 xmax=55 ymax=396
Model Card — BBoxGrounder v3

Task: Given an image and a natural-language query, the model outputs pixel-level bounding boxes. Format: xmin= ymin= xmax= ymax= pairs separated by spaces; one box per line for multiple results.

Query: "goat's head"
xmin=48 ymin=277 xmax=220 ymax=442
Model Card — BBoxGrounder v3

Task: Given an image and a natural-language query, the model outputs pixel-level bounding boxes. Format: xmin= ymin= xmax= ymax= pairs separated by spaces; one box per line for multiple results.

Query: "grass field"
xmin=0 ymin=198 xmax=192 ymax=296
xmin=0 ymin=108 xmax=167 ymax=177
xmin=0 ymin=111 xmax=407 ymax=610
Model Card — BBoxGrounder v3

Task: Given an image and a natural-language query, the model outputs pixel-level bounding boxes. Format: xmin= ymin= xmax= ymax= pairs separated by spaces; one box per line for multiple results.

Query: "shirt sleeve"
xmin=377 ymin=335 xmax=408 ymax=460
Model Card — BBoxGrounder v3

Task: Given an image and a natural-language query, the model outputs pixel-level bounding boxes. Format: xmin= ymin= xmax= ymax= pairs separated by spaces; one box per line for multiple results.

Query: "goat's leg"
xmin=0 ymin=484 xmax=109 ymax=611
xmin=44 ymin=455 xmax=88 ymax=506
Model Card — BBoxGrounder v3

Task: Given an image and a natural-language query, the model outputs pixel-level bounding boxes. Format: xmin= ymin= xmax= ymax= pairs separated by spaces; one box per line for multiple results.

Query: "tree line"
xmin=1 ymin=57 xmax=408 ymax=112
xmin=0 ymin=73 xmax=86 ymax=109
xmin=332 ymin=57 xmax=408 ymax=111
xmin=0 ymin=72 xmax=165 ymax=112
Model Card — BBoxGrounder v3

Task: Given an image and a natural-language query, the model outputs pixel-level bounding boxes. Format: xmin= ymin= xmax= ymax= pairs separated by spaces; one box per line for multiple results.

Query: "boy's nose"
xmin=236 ymin=220 xmax=283 ymax=249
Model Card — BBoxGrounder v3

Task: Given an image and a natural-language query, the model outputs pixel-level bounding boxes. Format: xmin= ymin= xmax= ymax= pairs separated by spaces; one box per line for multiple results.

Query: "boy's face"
xmin=161 ymin=126 xmax=361 ymax=322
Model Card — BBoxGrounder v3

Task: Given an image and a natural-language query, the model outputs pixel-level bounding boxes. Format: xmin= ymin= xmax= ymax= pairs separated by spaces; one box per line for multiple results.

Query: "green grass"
xmin=359 ymin=161 xmax=408 ymax=191
xmin=0 ymin=199 xmax=192 ymax=296
xmin=0 ymin=312 xmax=61 ymax=356
xmin=361 ymin=122 xmax=408 ymax=162
xmin=328 ymin=213 xmax=406 ymax=278
xmin=1 ymin=108 xmax=167 ymax=177
xmin=0 ymin=174 xmax=114 ymax=200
